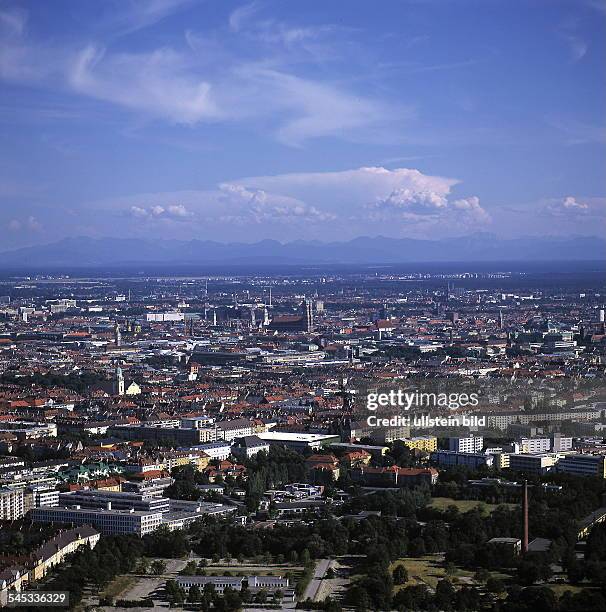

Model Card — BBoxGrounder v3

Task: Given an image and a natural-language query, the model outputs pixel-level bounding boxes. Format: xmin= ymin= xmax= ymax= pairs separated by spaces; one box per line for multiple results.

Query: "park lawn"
xmin=429 ymin=497 xmax=516 ymax=514
xmin=100 ymin=575 xmax=135 ymax=599
xmin=391 ymin=556 xmax=474 ymax=590
xmin=548 ymin=584 xmax=586 ymax=596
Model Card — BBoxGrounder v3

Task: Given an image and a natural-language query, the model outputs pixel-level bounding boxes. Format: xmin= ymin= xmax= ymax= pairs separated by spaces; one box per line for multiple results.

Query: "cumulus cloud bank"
xmin=95 ymin=166 xmax=488 ymax=240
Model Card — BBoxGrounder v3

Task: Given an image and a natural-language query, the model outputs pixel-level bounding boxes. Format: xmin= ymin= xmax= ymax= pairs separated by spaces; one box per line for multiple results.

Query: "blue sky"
xmin=0 ymin=0 xmax=605 ymax=248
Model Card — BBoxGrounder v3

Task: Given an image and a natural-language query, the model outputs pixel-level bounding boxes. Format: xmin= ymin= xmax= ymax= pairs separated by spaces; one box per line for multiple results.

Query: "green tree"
xmin=188 ymin=584 xmax=202 ymax=603
xmin=392 ymin=564 xmax=408 ymax=585
xmin=151 ymin=560 xmax=166 ymax=575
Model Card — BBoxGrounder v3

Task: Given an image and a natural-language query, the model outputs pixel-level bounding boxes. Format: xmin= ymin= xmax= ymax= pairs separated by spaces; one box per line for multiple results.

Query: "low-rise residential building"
xmin=231 ymin=435 xmax=270 ymax=459
xmin=180 ymin=441 xmax=231 ymax=461
xmin=0 ymin=526 xmax=100 ymax=606
xmin=401 ymin=436 xmax=438 ymax=453
xmin=216 ymin=419 xmax=254 ymax=442
xmin=351 ymin=465 xmax=438 ymax=487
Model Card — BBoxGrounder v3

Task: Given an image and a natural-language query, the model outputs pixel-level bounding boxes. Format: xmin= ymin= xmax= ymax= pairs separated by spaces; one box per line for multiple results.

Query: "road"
xmin=302 ymin=559 xmax=331 ymax=602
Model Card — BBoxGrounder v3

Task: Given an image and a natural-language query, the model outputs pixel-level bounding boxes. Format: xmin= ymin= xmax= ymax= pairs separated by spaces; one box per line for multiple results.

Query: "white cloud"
xmin=229 ymin=2 xmax=260 ymax=32
xmin=106 ymin=0 xmax=195 ymax=35
xmin=545 ymin=195 xmax=602 ymax=217
xmin=69 ymin=45 xmax=220 ymax=125
xmin=98 ymin=166 xmax=486 ymax=238
xmin=369 ymin=189 xmax=448 ymax=215
xmin=366 ymin=188 xmax=489 ymax=227
xmin=129 ymin=206 xmax=148 ymax=218
xmin=229 ymin=3 xmax=334 ymax=49
xmin=0 ymin=7 xmax=26 ymax=35
xmin=0 ymin=5 xmax=405 ymax=145
xmin=562 ymin=33 xmax=588 ymax=62
xmin=129 ymin=203 xmax=193 ymax=220
xmin=7 ymin=216 xmax=42 ymax=232
xmin=233 ymin=166 xmax=458 ymax=210
xmin=217 ymin=183 xmax=335 ymax=224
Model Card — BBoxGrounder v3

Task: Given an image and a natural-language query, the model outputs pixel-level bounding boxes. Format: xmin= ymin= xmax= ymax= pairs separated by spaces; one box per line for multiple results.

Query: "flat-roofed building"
xmin=508 ymin=453 xmax=558 ymax=474
xmin=58 ymin=489 xmax=170 ymax=513
xmin=175 ymin=575 xmax=290 ymax=597
xmin=257 ymin=431 xmax=340 ymax=452
xmin=431 ymin=450 xmax=493 ymax=469
xmin=448 ymin=436 xmax=484 ymax=453
xmin=0 ymin=487 xmax=24 ymax=520
xmin=557 ymin=454 xmax=606 ymax=478
xmin=31 ymin=506 xmax=163 ymax=536
xmin=180 ymin=441 xmax=231 ymax=461
xmin=216 ymin=419 xmax=254 ymax=442
xmin=401 ymin=436 xmax=437 ymax=453
xmin=520 ymin=437 xmax=551 ymax=454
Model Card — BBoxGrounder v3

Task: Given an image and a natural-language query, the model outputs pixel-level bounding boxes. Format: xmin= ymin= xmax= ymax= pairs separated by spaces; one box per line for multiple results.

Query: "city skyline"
xmin=1 ymin=0 xmax=605 ymax=249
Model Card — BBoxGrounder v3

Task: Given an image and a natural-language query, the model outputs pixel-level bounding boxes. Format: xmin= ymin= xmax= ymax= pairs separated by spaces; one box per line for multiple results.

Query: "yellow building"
xmin=160 ymin=451 xmax=210 ymax=472
xmin=402 ymin=436 xmax=437 ymax=453
xmin=0 ymin=526 xmax=100 ymax=605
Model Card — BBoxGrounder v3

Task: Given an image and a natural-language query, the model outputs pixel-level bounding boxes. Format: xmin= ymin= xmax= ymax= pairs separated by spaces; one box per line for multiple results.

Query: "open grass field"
xmin=548 ymin=584 xmax=586 ymax=596
xmin=100 ymin=575 xmax=135 ymax=599
xmin=390 ymin=555 xmax=475 ymax=590
xmin=429 ymin=497 xmax=517 ymax=514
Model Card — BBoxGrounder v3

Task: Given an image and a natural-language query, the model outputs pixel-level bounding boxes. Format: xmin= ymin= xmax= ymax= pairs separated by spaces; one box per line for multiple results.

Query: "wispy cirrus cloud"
xmin=68 ymin=45 xmax=221 ymax=124
xmin=102 ymin=0 xmax=196 ymax=35
xmin=0 ymin=2 xmax=406 ymax=146
xmin=547 ymin=116 xmax=606 ymax=145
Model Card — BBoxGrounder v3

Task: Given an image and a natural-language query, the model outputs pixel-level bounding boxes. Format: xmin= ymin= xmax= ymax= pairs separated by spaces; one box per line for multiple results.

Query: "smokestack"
xmin=522 ymin=480 xmax=529 ymax=554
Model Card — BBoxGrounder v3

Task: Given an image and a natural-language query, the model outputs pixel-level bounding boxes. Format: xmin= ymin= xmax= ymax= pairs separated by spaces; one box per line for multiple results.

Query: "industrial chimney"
xmin=522 ymin=480 xmax=529 ymax=554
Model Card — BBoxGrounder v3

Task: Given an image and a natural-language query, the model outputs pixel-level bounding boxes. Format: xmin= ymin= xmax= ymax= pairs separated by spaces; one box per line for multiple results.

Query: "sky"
xmin=0 ymin=0 xmax=605 ymax=249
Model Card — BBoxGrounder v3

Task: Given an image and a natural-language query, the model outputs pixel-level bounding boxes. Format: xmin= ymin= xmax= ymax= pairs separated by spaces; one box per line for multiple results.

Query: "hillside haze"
xmin=0 ymin=234 xmax=604 ymax=268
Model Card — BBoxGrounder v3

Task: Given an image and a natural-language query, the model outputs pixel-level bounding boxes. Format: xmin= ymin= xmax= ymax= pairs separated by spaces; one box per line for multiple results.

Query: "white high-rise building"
xmin=448 ymin=436 xmax=484 ymax=453
xmin=0 ymin=487 xmax=25 ymax=520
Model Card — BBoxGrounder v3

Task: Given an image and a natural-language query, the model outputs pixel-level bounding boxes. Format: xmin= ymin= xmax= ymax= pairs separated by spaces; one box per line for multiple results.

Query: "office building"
xmin=556 ymin=454 xmax=606 ymax=478
xmin=31 ymin=506 xmax=163 ymax=536
xmin=508 ymin=453 xmax=558 ymax=475
xmin=431 ymin=450 xmax=493 ymax=469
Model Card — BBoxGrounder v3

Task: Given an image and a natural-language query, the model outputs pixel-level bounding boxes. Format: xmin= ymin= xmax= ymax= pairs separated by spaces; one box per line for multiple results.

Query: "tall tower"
xmin=498 ymin=310 xmax=504 ymax=330
xmin=522 ymin=480 xmax=529 ymax=554
xmin=114 ymin=322 xmax=122 ymax=347
xmin=305 ymin=299 xmax=314 ymax=332
xmin=114 ymin=366 xmax=125 ymax=396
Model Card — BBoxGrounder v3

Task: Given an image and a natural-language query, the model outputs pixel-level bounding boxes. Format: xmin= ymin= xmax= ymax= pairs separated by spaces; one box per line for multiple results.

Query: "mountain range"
xmin=0 ymin=234 xmax=604 ymax=268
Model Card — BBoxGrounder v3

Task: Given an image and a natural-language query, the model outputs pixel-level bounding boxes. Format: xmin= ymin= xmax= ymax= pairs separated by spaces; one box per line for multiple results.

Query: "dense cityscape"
xmin=0 ymin=265 xmax=604 ymax=610
xmin=1 ymin=0 xmax=605 ymax=609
